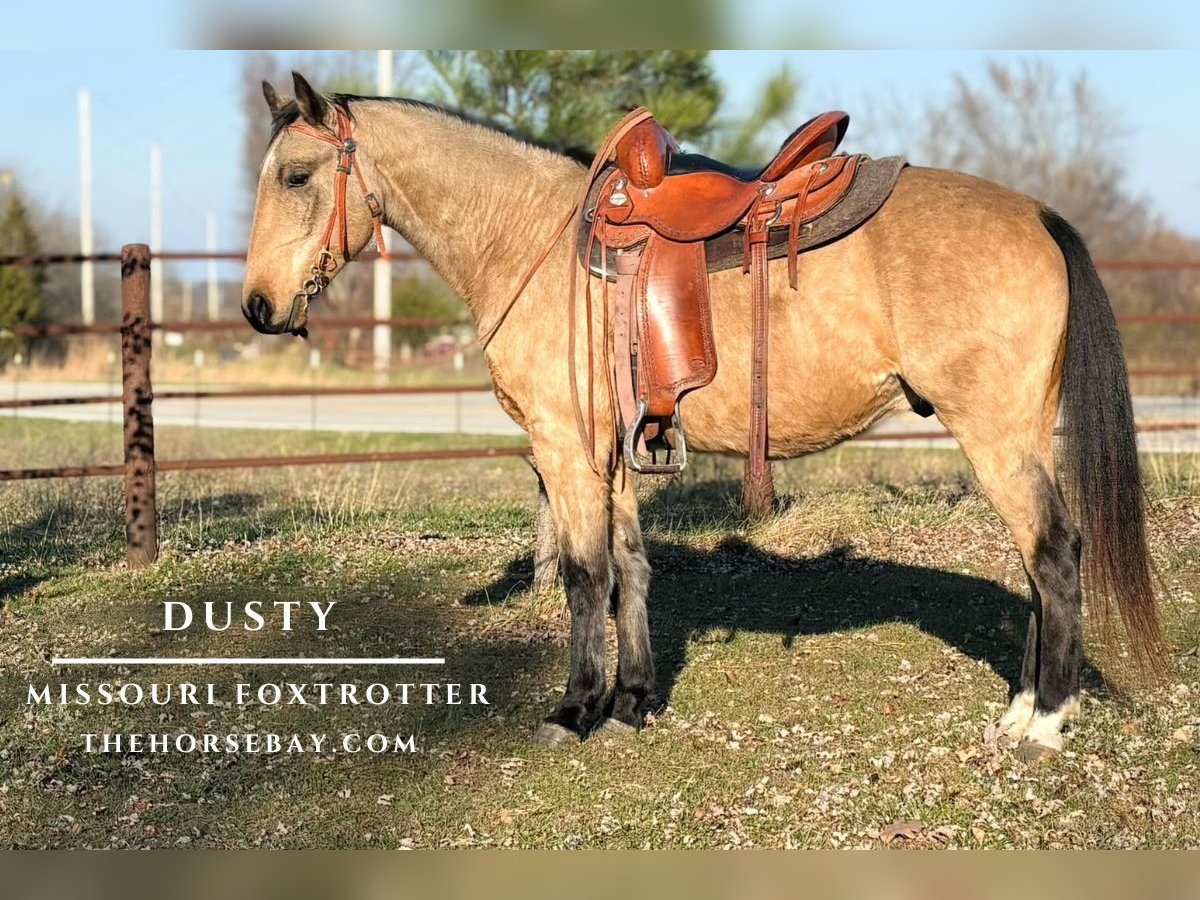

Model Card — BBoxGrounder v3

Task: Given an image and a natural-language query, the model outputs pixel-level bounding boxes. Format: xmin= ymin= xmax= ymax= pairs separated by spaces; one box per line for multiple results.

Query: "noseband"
xmin=286 ymin=105 xmax=390 ymax=318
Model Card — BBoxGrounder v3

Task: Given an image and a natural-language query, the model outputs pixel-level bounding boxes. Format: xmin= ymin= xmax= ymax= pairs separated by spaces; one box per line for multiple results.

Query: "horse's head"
xmin=243 ymin=72 xmax=383 ymax=336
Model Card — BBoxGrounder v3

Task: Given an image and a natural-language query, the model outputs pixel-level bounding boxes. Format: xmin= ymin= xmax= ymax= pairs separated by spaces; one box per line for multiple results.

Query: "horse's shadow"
xmin=464 ymin=475 xmax=1107 ymax=707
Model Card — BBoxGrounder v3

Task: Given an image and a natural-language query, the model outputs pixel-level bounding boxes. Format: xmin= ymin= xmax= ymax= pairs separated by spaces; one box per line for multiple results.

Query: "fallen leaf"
xmin=929 ymin=824 xmax=960 ymax=843
xmin=879 ymin=820 xmax=925 ymax=845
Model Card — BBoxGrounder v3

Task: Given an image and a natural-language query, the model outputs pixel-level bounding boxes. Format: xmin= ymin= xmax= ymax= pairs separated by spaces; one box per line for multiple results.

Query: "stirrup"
xmin=623 ymin=400 xmax=688 ymax=475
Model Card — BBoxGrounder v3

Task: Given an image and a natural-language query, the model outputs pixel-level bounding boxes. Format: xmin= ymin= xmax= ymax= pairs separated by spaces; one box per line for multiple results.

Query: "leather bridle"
xmin=284 ymin=104 xmax=390 ymax=328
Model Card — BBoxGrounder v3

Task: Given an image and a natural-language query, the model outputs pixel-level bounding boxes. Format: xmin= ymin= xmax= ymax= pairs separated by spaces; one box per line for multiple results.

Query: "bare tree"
xmin=870 ymin=58 xmax=1200 ymax=380
xmin=885 ymin=59 xmax=1154 ymax=256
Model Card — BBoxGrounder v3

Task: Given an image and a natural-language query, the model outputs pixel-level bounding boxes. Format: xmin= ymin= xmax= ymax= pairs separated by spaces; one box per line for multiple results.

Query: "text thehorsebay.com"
xmin=30 ymin=600 xmax=487 ymax=755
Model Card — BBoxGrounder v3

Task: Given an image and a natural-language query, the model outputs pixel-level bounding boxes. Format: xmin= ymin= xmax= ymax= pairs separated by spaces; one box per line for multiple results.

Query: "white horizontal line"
xmin=52 ymin=657 xmax=445 ymax=666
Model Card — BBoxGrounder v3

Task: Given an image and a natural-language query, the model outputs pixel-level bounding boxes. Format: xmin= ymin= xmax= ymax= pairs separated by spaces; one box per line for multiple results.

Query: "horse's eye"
xmin=286 ymin=172 xmax=310 ymax=188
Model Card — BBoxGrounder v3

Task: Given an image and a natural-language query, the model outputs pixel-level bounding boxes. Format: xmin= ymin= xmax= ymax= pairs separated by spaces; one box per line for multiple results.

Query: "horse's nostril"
xmin=250 ymin=294 xmax=272 ymax=327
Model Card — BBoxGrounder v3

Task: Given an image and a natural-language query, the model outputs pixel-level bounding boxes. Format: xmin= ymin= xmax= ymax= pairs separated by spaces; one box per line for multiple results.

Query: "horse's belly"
xmin=680 ymin=230 xmax=902 ymax=458
xmin=682 ymin=358 xmax=903 ymax=457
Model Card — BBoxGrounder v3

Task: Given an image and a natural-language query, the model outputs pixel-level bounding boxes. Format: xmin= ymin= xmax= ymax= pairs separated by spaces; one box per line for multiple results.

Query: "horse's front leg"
xmin=602 ymin=468 xmax=654 ymax=733
xmin=529 ymin=442 xmax=613 ymax=747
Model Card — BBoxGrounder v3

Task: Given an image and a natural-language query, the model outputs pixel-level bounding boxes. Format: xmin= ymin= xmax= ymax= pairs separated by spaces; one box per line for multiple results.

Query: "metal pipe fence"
xmin=0 ymin=245 xmax=528 ymax=565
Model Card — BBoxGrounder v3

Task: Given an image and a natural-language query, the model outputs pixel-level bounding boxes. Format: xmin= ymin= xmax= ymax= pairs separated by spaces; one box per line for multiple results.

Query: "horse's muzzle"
xmin=242 ymin=293 xmax=307 ymax=337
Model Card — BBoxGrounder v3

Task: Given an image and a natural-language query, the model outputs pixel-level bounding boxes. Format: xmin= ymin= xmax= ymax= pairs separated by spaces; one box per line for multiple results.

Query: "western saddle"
xmin=480 ymin=108 xmax=902 ymax=516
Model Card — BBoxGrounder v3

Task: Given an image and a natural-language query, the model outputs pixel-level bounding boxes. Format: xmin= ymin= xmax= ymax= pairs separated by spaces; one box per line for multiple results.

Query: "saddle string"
xmin=599 ymin=217 xmax=621 ymax=472
xmin=743 ymin=166 xmax=819 ymax=493
xmin=575 ymin=177 xmax=622 ymax=474
xmin=568 ymin=170 xmax=610 ymax=475
xmin=786 ymin=168 xmax=818 ymax=290
xmin=286 ymin=105 xmax=390 ymax=308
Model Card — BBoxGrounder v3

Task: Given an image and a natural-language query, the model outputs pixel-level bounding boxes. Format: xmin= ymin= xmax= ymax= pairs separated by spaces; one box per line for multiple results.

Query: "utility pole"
xmin=78 ymin=88 xmax=95 ymax=325
xmin=206 ymin=213 xmax=219 ymax=320
xmin=373 ymin=49 xmax=394 ymax=384
xmin=149 ymin=142 xmax=164 ymax=326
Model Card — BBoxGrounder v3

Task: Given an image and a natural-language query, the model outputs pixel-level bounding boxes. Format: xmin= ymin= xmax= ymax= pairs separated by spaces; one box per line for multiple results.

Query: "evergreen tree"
xmin=423 ymin=51 xmax=724 ymax=150
xmin=0 ymin=188 xmax=44 ymax=363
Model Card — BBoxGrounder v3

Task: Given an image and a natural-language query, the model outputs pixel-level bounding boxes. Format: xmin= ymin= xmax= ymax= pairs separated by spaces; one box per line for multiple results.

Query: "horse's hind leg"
xmin=531 ymin=468 xmax=560 ymax=594
xmin=529 ymin=445 xmax=613 ymax=746
xmin=941 ymin=421 xmax=1083 ymax=759
xmin=1017 ymin=474 xmax=1083 ymax=760
xmin=601 ymin=472 xmax=655 ymax=733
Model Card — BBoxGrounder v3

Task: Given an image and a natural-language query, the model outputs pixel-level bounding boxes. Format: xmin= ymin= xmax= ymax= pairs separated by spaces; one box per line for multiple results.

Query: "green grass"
xmin=0 ymin=418 xmax=1197 ymax=848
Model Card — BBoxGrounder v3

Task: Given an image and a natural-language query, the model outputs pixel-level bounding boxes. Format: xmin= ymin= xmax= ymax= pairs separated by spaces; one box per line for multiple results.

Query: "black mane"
xmin=270 ymin=94 xmax=593 ymax=165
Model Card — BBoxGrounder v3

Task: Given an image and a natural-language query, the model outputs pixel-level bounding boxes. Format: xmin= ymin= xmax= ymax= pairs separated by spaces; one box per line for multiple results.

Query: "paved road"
xmin=5 ymin=380 xmax=517 ymax=436
xmin=6 ymin=381 xmax=1199 ymax=452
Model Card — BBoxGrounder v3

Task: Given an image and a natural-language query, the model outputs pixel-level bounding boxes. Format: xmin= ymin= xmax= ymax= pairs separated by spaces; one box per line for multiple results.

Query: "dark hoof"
xmin=531 ymin=722 xmax=579 ymax=748
xmin=594 ymin=718 xmax=637 ymax=739
xmin=1015 ymin=739 xmax=1058 ymax=764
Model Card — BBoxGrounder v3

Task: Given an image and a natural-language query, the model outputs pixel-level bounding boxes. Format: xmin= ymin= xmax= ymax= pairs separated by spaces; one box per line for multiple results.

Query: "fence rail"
xmin=0 ymin=249 xmax=406 ymax=266
xmin=2 ymin=315 xmax=463 ymax=338
xmin=0 ymin=245 xmax=1196 ymax=565
xmin=0 ymin=383 xmax=495 ymax=410
xmin=0 ymin=446 xmax=534 ymax=482
xmin=5 ymin=251 xmax=1200 ymax=269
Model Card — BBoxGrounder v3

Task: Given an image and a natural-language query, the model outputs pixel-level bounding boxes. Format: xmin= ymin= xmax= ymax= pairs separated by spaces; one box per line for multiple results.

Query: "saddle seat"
xmin=607 ymin=111 xmax=856 ymax=242
xmin=666 ymin=111 xmax=849 ymax=182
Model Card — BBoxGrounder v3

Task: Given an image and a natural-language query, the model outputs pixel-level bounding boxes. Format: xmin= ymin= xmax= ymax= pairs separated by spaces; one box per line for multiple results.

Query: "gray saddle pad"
xmin=579 ymin=155 xmax=906 ymax=278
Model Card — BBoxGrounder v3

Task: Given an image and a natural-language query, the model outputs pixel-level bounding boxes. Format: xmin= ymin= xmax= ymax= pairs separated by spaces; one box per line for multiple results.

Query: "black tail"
xmin=1041 ymin=208 xmax=1166 ymax=671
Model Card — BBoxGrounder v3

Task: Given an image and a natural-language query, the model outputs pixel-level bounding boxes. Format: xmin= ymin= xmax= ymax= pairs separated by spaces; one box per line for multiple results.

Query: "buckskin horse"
xmin=242 ymin=73 xmax=1164 ymax=761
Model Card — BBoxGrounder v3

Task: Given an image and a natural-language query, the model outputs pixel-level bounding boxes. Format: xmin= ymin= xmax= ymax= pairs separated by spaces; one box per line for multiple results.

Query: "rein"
xmin=476 ymin=108 xmax=655 ymax=475
xmin=286 ymin=105 xmax=390 ymax=316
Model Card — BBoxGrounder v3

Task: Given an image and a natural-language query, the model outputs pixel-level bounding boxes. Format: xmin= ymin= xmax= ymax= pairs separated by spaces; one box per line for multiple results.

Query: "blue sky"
xmin=3 ymin=51 xmax=1199 ymax=281
xmin=4 ymin=1 xmax=1200 ymax=50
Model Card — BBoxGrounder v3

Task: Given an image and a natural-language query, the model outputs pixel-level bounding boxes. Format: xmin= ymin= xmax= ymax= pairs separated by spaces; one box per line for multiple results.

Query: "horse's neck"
xmin=354 ymin=100 xmax=581 ymax=325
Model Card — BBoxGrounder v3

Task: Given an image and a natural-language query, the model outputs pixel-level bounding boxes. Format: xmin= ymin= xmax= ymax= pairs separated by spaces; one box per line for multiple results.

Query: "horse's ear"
xmin=292 ymin=71 xmax=330 ymax=127
xmin=262 ymin=80 xmax=286 ymax=116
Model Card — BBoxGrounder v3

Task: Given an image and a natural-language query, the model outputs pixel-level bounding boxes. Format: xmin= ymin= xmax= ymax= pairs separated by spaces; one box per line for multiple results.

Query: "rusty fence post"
xmin=121 ymin=244 xmax=158 ymax=566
